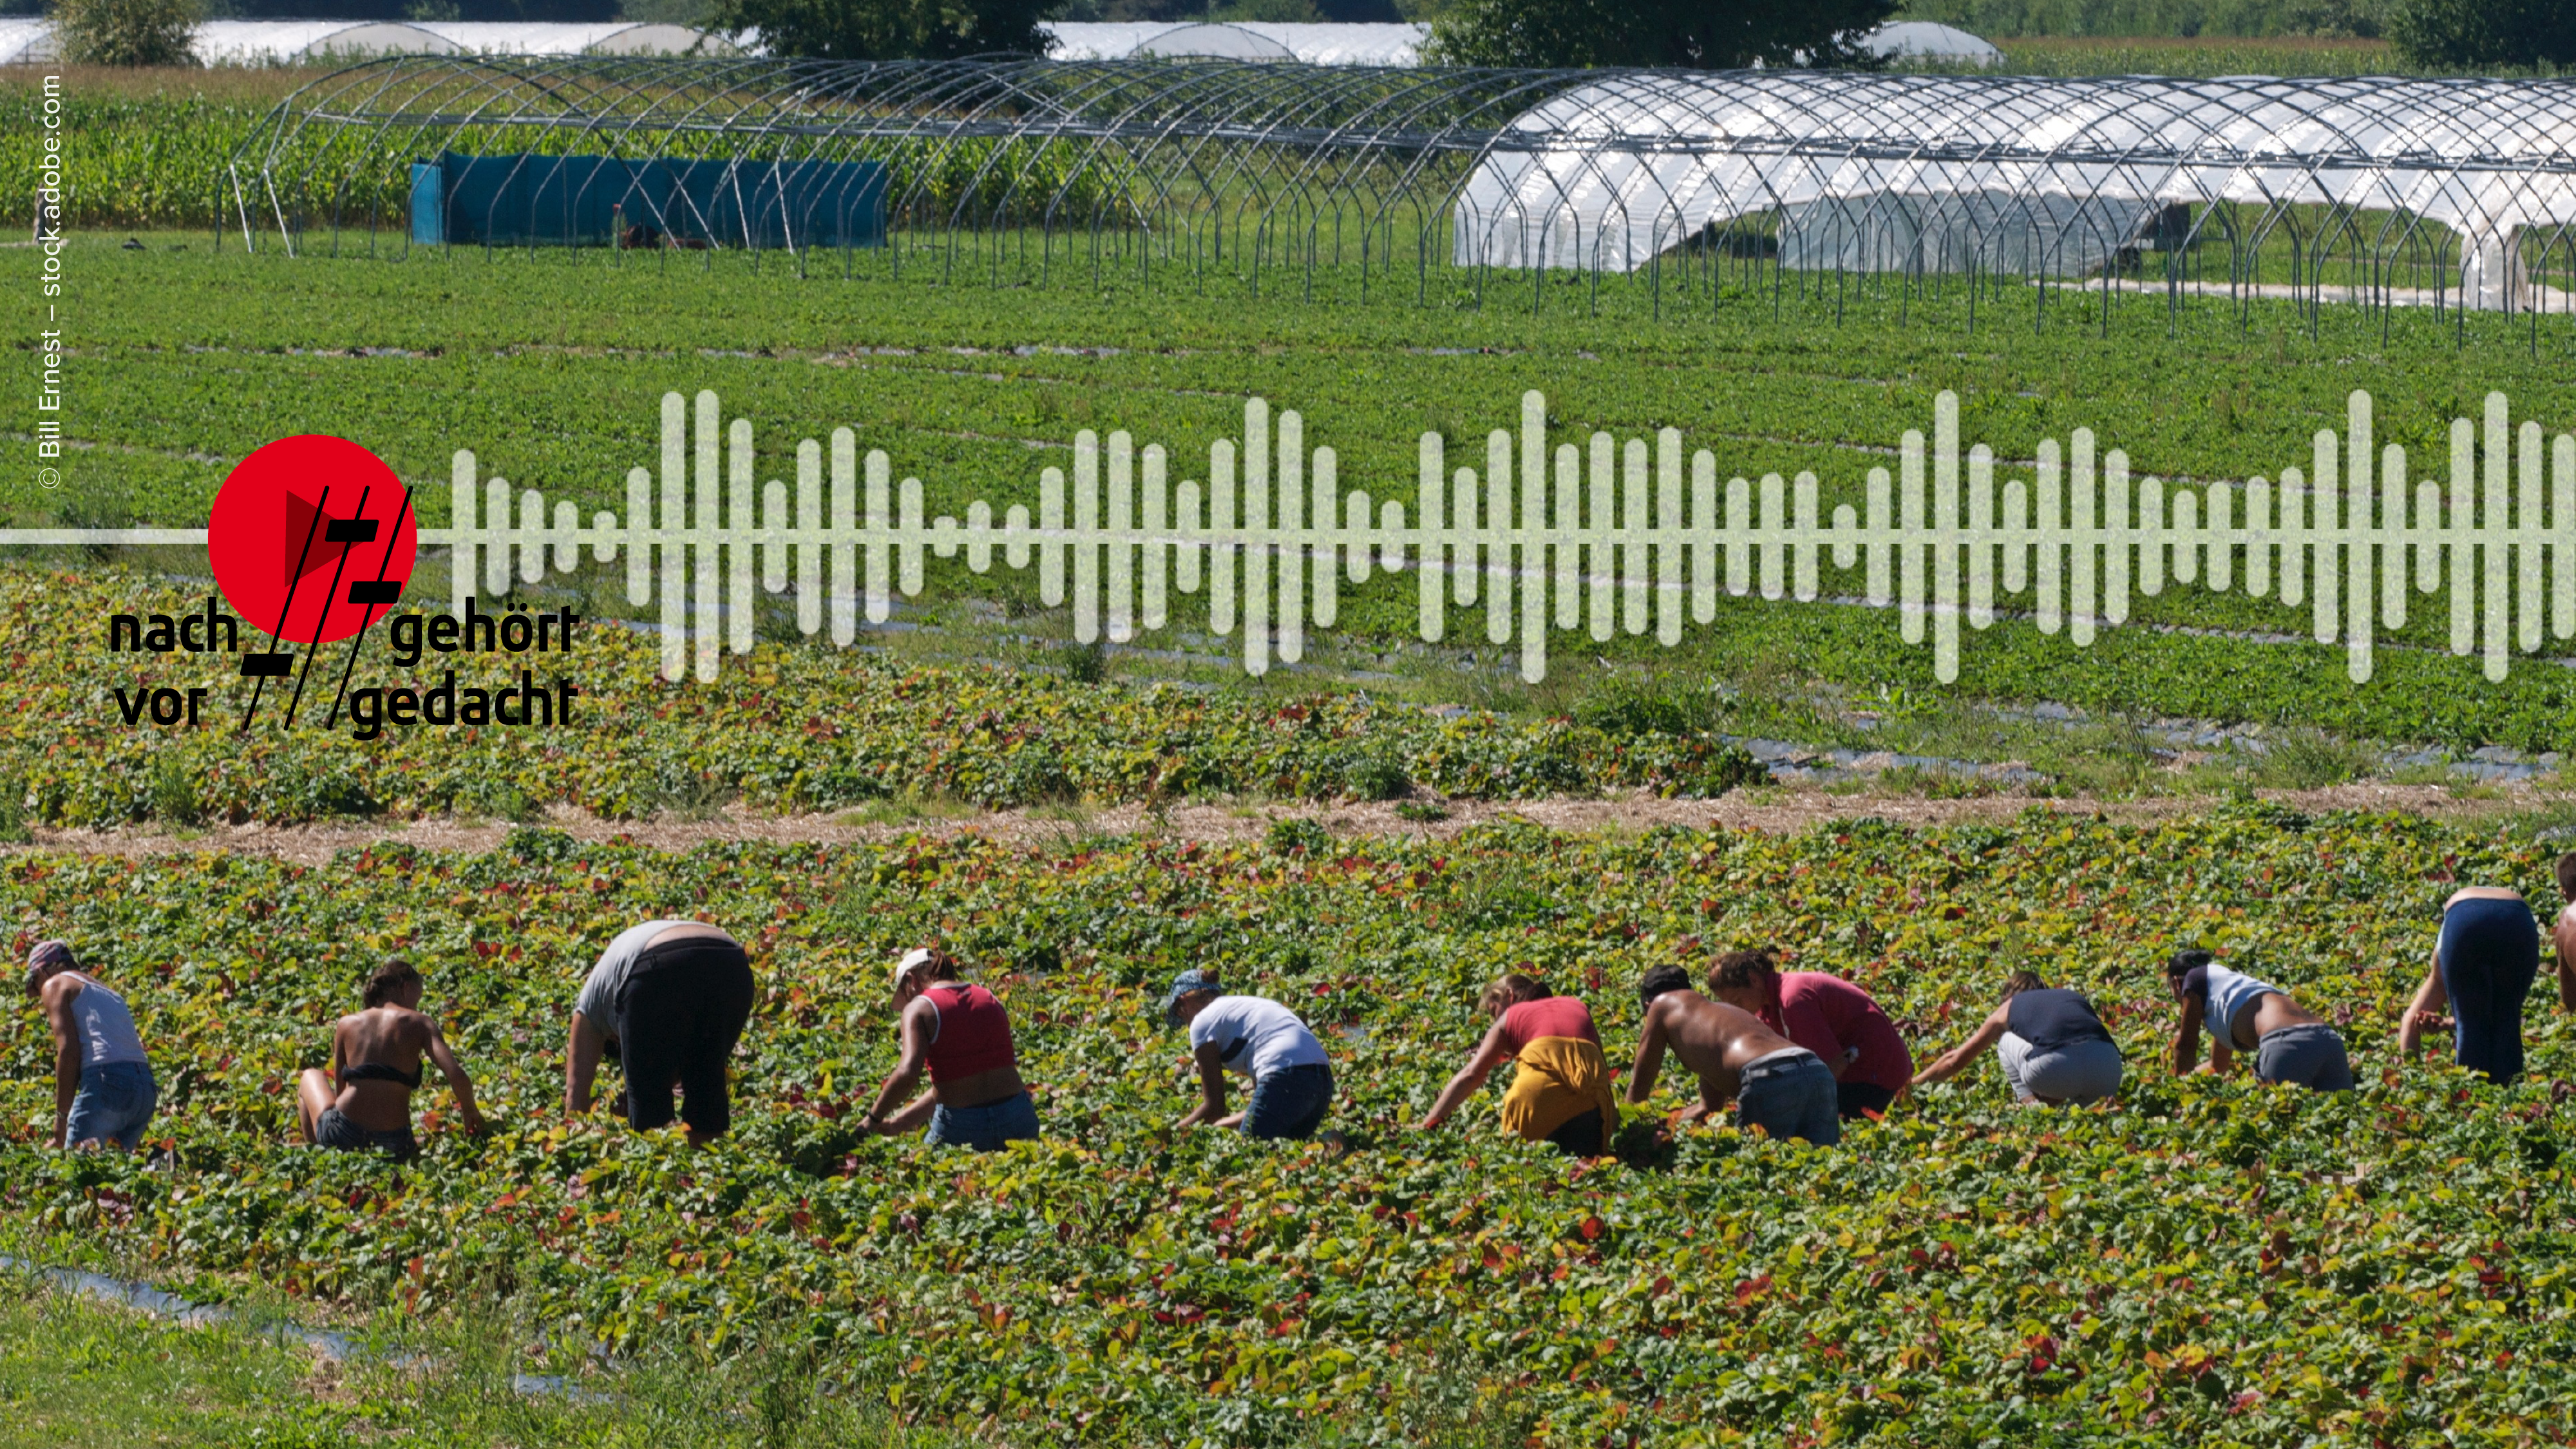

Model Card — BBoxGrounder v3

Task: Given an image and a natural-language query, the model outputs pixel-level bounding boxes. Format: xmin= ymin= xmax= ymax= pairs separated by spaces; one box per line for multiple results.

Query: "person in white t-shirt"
xmin=1159 ymin=969 xmax=1334 ymax=1141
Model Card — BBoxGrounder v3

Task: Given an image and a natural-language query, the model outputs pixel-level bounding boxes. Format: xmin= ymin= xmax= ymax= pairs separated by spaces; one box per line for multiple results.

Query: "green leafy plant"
xmin=2390 ymin=0 xmax=2576 ymax=67
xmin=1426 ymin=0 xmax=1896 ymax=66
xmin=51 ymin=0 xmax=198 ymax=66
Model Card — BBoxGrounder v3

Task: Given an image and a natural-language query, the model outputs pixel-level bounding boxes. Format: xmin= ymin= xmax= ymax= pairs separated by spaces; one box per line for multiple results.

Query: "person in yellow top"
xmin=1416 ymin=973 xmax=1620 ymax=1158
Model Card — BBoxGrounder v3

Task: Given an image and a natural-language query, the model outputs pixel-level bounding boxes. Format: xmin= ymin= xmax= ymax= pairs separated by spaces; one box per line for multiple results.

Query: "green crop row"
xmin=5 ymin=806 xmax=2575 ymax=1444
xmin=1 ymin=567 xmax=1761 ymax=827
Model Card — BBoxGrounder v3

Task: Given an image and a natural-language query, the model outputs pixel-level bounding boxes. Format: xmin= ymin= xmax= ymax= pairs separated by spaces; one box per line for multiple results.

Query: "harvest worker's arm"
xmin=1625 ymin=1001 xmax=1670 ymax=1107
xmin=564 ymin=1010 xmax=607 ymax=1116
xmin=2398 ymin=963 xmax=2452 ymax=1059
xmin=426 ymin=1019 xmax=486 ymax=1135
xmin=1417 ymin=1016 xmax=1513 ymax=1130
xmin=860 ymin=996 xmax=940 ymax=1135
xmin=2167 ymin=994 xmax=2206 ymax=1077
xmin=42 ymin=975 xmax=80 ymax=1148
xmin=1175 ymin=1042 xmax=1229 ymax=1130
xmin=1912 ymin=1006 xmax=2010 ymax=1088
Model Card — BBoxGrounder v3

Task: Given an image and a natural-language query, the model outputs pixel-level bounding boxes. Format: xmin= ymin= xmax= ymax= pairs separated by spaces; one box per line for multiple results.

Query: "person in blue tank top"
xmin=2400 ymin=885 xmax=2541 ymax=1085
xmin=2163 ymin=949 xmax=2353 ymax=1092
xmin=23 ymin=939 xmax=158 ymax=1151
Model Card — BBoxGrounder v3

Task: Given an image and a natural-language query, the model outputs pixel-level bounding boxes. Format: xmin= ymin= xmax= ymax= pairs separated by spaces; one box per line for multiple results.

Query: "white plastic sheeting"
xmin=1455 ymin=72 xmax=2576 ymax=309
xmin=0 ymin=17 xmax=55 ymax=64
xmin=1043 ymin=22 xmax=1424 ymax=66
xmin=417 ymin=23 xmax=737 ymax=55
xmin=0 ymin=18 xmax=734 ymax=62
xmin=1861 ymin=21 xmax=2003 ymax=65
xmin=193 ymin=21 xmax=458 ymax=63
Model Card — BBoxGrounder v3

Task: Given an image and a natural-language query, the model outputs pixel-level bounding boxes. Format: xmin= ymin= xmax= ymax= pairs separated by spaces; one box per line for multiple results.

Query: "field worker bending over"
xmin=1627 ymin=965 xmax=1841 ymax=1147
xmin=24 ymin=940 xmax=157 ymax=1151
xmin=566 ymin=920 xmax=755 ymax=1146
xmin=2401 ymin=886 xmax=2541 ymax=1085
xmin=1416 ymin=973 xmax=1621 ymax=1158
xmin=2164 ymin=950 xmax=2352 ymax=1091
xmin=2548 ymin=855 xmax=2576 ymax=1014
xmin=1162 ymin=970 xmax=1334 ymax=1141
xmin=1704 ymin=949 xmax=1913 ymax=1120
xmin=859 ymin=947 xmax=1039 ymax=1150
xmin=296 ymin=959 xmax=484 ymax=1161
xmin=1911 ymin=971 xmax=2123 ymax=1106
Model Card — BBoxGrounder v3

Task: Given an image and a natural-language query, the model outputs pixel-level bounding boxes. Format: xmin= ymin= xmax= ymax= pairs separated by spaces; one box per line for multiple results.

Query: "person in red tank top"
xmin=1416 ymin=972 xmax=1620 ymax=1158
xmin=859 ymin=947 xmax=1039 ymax=1151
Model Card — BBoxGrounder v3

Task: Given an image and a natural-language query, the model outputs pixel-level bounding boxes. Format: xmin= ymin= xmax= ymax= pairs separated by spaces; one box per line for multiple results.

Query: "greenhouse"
xmin=231 ymin=57 xmax=2576 ymax=323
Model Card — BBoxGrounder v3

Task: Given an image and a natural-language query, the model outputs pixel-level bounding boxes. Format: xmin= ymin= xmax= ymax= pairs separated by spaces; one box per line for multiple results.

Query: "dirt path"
xmin=5 ymin=782 xmax=2557 ymax=865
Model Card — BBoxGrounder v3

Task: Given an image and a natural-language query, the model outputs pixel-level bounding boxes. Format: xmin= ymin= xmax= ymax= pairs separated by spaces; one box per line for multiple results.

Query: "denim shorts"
xmin=1242 ymin=1064 xmax=1333 ymax=1141
xmin=65 ymin=1061 xmax=156 ymax=1150
xmin=1997 ymin=1032 xmax=2125 ymax=1105
xmin=1734 ymin=1050 xmax=1841 ymax=1147
xmin=926 ymin=1090 xmax=1041 ymax=1151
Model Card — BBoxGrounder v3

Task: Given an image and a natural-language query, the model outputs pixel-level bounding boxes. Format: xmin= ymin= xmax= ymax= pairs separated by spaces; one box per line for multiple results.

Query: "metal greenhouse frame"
xmin=228 ymin=56 xmax=2576 ymax=339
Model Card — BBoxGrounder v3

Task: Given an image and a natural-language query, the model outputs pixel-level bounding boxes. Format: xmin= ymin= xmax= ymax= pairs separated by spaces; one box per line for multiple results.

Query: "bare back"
xmin=1638 ymin=990 xmax=1801 ymax=1108
xmin=331 ymin=1005 xmax=433 ymax=1130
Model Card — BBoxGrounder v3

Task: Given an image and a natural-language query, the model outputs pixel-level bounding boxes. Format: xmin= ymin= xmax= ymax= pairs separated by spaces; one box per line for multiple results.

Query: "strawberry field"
xmin=7 ymin=807 xmax=2576 ymax=1445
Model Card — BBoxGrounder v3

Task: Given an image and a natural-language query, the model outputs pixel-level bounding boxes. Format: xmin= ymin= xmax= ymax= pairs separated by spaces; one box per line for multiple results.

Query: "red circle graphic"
xmin=207 ymin=436 xmax=419 ymax=645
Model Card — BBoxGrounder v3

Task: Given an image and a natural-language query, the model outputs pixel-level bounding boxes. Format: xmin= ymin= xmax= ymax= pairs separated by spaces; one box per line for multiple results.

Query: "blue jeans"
xmin=1242 ymin=1064 xmax=1333 ymax=1141
xmin=925 ymin=1090 xmax=1040 ymax=1151
xmin=2439 ymin=895 xmax=2539 ymax=1085
xmin=65 ymin=1061 xmax=156 ymax=1150
xmin=1734 ymin=1050 xmax=1841 ymax=1147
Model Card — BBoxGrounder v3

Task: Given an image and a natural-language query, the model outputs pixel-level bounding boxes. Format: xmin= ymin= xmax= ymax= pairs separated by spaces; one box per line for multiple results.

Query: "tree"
xmin=705 ymin=0 xmax=1057 ymax=58
xmin=51 ymin=0 xmax=198 ymax=66
xmin=1423 ymin=0 xmax=1897 ymax=68
xmin=2389 ymin=0 xmax=2576 ymax=68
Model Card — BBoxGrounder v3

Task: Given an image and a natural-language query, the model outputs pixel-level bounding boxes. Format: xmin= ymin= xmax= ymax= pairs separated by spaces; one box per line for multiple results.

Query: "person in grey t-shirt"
xmin=565 ymin=920 xmax=755 ymax=1145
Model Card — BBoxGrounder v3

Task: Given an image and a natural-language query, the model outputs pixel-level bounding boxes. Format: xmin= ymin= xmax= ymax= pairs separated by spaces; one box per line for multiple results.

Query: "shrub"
xmin=52 ymin=0 xmax=198 ymax=66
xmin=1265 ymin=817 xmax=1334 ymax=855
xmin=1425 ymin=0 xmax=1895 ymax=67
xmin=2390 ymin=0 xmax=2576 ymax=67
xmin=705 ymin=0 xmax=1054 ymax=59
xmin=1340 ymin=752 xmax=1411 ymax=802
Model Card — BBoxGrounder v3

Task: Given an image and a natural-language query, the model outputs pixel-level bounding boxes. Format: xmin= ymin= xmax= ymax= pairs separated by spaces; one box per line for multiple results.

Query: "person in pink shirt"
xmin=1705 ymin=948 xmax=1912 ymax=1121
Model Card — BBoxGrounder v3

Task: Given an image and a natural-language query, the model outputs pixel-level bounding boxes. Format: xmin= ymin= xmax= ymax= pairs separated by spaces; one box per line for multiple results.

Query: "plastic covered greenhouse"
xmin=231 ymin=57 xmax=2576 ymax=332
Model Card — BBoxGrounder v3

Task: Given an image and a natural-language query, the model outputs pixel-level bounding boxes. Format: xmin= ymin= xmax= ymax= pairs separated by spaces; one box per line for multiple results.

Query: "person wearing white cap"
xmin=565 ymin=920 xmax=754 ymax=1146
xmin=24 ymin=939 xmax=157 ymax=1151
xmin=858 ymin=947 xmax=1038 ymax=1150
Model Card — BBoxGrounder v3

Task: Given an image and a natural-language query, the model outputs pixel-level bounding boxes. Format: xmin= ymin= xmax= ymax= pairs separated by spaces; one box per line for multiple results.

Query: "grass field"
xmin=8 ymin=230 xmax=2576 ymax=821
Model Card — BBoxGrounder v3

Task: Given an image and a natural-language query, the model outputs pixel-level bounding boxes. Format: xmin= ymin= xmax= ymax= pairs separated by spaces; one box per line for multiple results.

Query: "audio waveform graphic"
xmin=14 ymin=388 xmax=2576 ymax=687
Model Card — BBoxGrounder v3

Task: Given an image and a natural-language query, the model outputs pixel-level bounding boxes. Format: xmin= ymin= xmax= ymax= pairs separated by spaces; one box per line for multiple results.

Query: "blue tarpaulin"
xmin=409 ymin=151 xmax=886 ymax=249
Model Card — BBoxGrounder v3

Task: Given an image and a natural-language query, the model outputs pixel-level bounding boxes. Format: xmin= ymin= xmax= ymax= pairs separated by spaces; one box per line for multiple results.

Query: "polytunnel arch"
xmin=229 ymin=57 xmax=2576 ymax=329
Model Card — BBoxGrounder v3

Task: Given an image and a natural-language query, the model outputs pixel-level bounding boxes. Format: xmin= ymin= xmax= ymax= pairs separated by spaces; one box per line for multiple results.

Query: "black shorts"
xmin=1543 ymin=1106 xmax=1611 ymax=1159
xmin=614 ymin=936 xmax=755 ymax=1140
xmin=1837 ymin=1081 xmax=1899 ymax=1121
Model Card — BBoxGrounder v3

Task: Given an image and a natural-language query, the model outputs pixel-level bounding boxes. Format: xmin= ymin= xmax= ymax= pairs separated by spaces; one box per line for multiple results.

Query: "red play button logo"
xmin=208 ymin=435 xmax=418 ymax=647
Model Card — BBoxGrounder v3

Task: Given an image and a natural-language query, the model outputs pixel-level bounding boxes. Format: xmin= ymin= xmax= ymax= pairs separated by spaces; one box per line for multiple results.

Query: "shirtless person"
xmin=2553 ymin=855 xmax=2576 ymax=1013
xmin=296 ymin=959 xmax=485 ymax=1161
xmin=2165 ymin=949 xmax=2353 ymax=1091
xmin=1625 ymin=964 xmax=1842 ymax=1147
